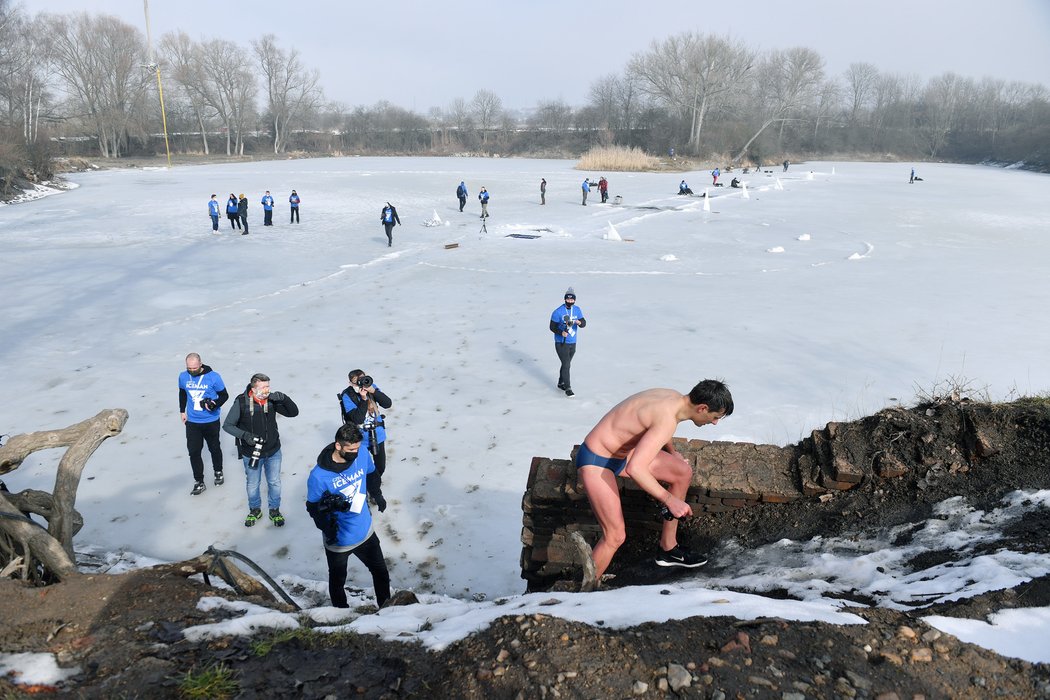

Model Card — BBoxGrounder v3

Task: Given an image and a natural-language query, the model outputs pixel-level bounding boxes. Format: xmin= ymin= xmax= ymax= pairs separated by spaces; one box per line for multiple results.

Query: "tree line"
xmin=1 ymin=3 xmax=1048 ymax=191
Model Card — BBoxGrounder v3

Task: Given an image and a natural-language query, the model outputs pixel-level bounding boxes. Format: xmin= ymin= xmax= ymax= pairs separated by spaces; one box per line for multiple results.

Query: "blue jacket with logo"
xmin=178 ymin=365 xmax=228 ymax=423
xmin=208 ymin=199 xmax=220 ymax=217
xmin=261 ymin=194 xmax=274 ymax=211
xmin=306 ymin=444 xmax=378 ymax=549
xmin=550 ymin=303 xmax=586 ymax=345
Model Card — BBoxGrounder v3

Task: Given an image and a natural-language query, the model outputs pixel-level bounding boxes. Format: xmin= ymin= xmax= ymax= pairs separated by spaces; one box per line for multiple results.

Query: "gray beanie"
xmin=564 ymin=287 xmax=576 ymax=299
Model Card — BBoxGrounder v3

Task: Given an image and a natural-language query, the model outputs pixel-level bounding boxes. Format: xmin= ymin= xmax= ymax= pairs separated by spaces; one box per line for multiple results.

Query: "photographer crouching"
xmin=222 ymin=373 xmax=299 ymax=527
xmin=339 ymin=369 xmax=393 ymax=489
xmin=306 ymin=423 xmax=391 ymax=609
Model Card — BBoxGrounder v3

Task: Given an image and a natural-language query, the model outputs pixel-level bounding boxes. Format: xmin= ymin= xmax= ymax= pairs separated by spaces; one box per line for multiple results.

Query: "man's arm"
xmin=623 ymin=421 xmax=692 ymax=518
xmin=371 ymin=388 xmax=392 ymax=410
xmin=215 ymin=387 xmax=229 ymax=408
xmin=221 ymin=399 xmax=250 ymax=440
xmin=179 ymin=387 xmax=188 ymax=413
xmin=269 ymin=391 xmax=299 ymax=417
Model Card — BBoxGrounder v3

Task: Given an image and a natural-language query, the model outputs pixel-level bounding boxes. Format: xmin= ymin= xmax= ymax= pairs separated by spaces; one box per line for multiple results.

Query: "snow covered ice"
xmin=2 ymin=157 xmax=1050 ymax=667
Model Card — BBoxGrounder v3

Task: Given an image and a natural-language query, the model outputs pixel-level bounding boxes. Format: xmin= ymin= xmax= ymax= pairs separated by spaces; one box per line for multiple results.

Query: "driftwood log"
xmin=151 ymin=553 xmax=280 ymax=605
xmin=0 ymin=409 xmax=129 ymax=581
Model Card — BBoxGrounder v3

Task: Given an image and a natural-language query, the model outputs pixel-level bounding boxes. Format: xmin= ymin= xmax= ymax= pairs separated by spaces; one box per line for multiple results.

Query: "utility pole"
xmin=143 ymin=0 xmax=172 ymax=167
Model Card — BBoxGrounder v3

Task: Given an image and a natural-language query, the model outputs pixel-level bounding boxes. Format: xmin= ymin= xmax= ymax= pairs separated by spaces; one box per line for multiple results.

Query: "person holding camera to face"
xmin=306 ymin=423 xmax=391 ymax=609
xmin=550 ymin=287 xmax=586 ymax=397
xmin=339 ymin=370 xmax=393 ymax=486
xmin=179 ymin=353 xmax=229 ymax=496
xmin=223 ymin=373 xmax=299 ymax=527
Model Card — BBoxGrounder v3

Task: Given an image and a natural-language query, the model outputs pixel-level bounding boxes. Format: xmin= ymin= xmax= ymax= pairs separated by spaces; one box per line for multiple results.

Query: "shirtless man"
xmin=576 ymin=379 xmax=733 ymax=581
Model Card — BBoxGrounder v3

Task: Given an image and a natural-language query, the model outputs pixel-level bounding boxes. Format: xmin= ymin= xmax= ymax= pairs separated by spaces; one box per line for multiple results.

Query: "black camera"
xmin=319 ymin=491 xmax=352 ymax=513
xmin=356 ymin=375 xmax=374 ymax=389
xmin=247 ymin=437 xmax=264 ymax=469
xmin=201 ymin=398 xmax=217 ymax=411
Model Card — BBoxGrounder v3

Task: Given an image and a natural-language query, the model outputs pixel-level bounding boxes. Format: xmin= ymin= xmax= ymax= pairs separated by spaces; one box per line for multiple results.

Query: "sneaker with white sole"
xmin=654 ymin=545 xmax=708 ymax=568
xmin=190 ymin=481 xmax=206 ymax=496
xmin=214 ymin=471 xmax=224 ymax=486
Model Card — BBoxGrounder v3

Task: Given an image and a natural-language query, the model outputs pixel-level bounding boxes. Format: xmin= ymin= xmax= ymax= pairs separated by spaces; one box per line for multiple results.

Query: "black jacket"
xmin=339 ymin=386 xmax=392 ymax=426
xmin=238 ymin=197 xmax=248 ymax=217
xmin=222 ymin=388 xmax=299 ymax=458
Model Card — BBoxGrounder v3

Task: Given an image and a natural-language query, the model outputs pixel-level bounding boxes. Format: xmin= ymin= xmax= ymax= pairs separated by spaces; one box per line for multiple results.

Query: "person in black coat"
xmin=380 ymin=203 xmax=400 ymax=247
xmin=238 ymin=194 xmax=249 ymax=235
xmin=338 ymin=369 xmax=393 ymax=484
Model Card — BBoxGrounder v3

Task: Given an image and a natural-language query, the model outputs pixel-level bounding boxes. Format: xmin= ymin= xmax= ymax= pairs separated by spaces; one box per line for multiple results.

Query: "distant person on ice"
xmin=456 ymin=181 xmax=468 ymax=212
xmin=237 ymin=193 xmax=249 ymax=235
xmin=380 ymin=202 xmax=400 ymax=247
xmin=599 ymin=176 xmax=609 ymax=203
xmin=208 ymin=194 xmax=220 ymax=232
xmin=226 ymin=194 xmax=240 ymax=230
xmin=909 ymin=168 xmax=923 ymax=183
xmin=540 ymin=178 xmax=546 ymax=205
xmin=289 ymin=190 xmax=301 ymax=223
xmin=261 ymin=190 xmax=274 ymax=226
xmin=730 ymin=177 xmax=741 ymax=189
xmin=178 ymin=353 xmax=228 ymax=496
xmin=581 ymin=178 xmax=590 ymax=206
xmin=678 ymin=180 xmax=693 ymax=195
xmin=550 ymin=287 xmax=586 ymax=397
xmin=306 ymin=423 xmax=391 ymax=609
xmin=783 ymin=160 xmax=789 ymax=172
xmin=576 ymin=379 xmax=734 ymax=585
xmin=711 ymin=167 xmax=720 ymax=186
xmin=478 ymin=186 xmax=490 ymax=218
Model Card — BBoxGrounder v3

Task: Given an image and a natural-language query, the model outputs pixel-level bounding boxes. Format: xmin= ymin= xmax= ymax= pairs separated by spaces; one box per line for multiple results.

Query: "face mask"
xmin=339 ymin=449 xmax=358 ymax=462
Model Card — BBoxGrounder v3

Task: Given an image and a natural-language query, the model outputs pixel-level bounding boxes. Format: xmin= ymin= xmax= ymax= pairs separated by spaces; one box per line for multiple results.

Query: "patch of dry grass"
xmin=575 ymin=145 xmax=660 ymax=172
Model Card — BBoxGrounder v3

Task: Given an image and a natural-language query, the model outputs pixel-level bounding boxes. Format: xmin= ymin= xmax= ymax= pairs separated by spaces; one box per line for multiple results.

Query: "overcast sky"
xmin=17 ymin=0 xmax=1050 ymax=111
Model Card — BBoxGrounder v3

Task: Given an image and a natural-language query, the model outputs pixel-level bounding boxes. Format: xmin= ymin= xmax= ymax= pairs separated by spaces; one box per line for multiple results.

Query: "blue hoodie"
xmin=306 ymin=444 xmax=376 ymax=548
xmin=261 ymin=194 xmax=274 ymax=211
xmin=208 ymin=198 xmax=220 ymax=216
xmin=178 ymin=366 xmax=226 ymax=423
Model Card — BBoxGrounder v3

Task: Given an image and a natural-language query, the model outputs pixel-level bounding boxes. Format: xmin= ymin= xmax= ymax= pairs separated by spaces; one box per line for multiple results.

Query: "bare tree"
xmin=0 ymin=13 xmax=55 ymax=146
xmin=252 ymin=34 xmax=323 ymax=154
xmin=196 ymin=39 xmax=257 ymax=156
xmin=844 ymin=62 xmax=879 ymax=127
xmin=733 ymin=47 xmax=825 ymax=163
xmin=531 ymin=99 xmax=573 ymax=131
xmin=629 ymin=32 xmax=754 ymax=153
xmin=44 ymin=12 xmax=153 ymax=157
xmin=161 ymin=31 xmax=217 ymax=154
xmin=471 ymin=89 xmax=502 ymax=143
xmin=916 ymin=72 xmax=967 ymax=157
xmin=588 ymin=73 xmax=644 ymax=135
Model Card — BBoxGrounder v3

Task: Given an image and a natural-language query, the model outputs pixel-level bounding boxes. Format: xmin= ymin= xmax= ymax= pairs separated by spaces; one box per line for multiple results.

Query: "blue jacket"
xmin=261 ymin=194 xmax=274 ymax=211
xmin=226 ymin=198 xmax=238 ymax=215
xmin=457 ymin=183 xmax=467 ymax=198
xmin=339 ymin=385 xmax=392 ymax=449
xmin=550 ymin=303 xmax=586 ymax=345
xmin=306 ymin=444 xmax=377 ymax=548
xmin=479 ymin=190 xmax=489 ymax=203
xmin=178 ymin=365 xmax=227 ymax=423
xmin=582 ymin=180 xmax=591 ymax=192
xmin=208 ymin=199 xmax=220 ymax=216
xmin=289 ymin=193 xmax=301 ymax=207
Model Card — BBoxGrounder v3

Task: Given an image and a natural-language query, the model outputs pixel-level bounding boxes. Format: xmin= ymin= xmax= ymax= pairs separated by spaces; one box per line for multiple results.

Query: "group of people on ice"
xmin=207 ymin=190 xmax=302 ymax=234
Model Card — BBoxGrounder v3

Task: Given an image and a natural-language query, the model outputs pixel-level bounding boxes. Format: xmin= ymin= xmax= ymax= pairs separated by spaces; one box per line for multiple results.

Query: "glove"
xmin=200 ymin=398 xmax=217 ymax=411
xmin=372 ymin=491 xmax=387 ymax=513
xmin=268 ymin=391 xmax=285 ymax=402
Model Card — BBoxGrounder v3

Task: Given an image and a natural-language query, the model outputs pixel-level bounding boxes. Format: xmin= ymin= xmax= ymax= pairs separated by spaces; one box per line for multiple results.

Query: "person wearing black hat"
xmin=289 ymin=190 xmax=301 ymax=223
xmin=550 ymin=287 xmax=586 ymax=397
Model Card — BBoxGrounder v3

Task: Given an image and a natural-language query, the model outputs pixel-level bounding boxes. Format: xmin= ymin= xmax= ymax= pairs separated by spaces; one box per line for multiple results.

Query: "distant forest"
xmin=2 ymin=3 xmax=1048 ymax=190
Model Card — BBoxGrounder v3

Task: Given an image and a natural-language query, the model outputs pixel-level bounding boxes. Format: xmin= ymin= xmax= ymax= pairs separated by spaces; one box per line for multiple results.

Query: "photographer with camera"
xmin=222 ymin=373 xmax=299 ymax=527
xmin=306 ymin=423 xmax=391 ymax=609
xmin=550 ymin=287 xmax=587 ymax=397
xmin=178 ymin=353 xmax=229 ymax=496
xmin=339 ymin=369 xmax=393 ymax=485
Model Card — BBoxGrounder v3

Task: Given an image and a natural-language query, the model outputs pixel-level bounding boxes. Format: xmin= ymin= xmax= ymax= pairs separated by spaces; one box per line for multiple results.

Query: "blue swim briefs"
xmin=575 ymin=442 xmax=628 ymax=476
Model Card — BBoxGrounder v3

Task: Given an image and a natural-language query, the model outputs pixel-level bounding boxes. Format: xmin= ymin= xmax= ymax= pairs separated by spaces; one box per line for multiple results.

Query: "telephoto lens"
xmin=358 ymin=376 xmax=373 ymax=388
xmin=248 ymin=438 xmax=263 ymax=469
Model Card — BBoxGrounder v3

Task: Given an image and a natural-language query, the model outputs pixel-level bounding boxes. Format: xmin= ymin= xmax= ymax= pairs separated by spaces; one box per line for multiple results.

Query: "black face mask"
xmin=339 ymin=449 xmax=358 ymax=462
xmin=187 ymin=367 xmax=204 ymax=376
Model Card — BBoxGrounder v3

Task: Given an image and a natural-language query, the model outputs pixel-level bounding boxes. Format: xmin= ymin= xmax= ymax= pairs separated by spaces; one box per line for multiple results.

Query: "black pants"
xmin=384 ymin=222 xmax=395 ymax=246
xmin=186 ymin=420 xmax=222 ymax=482
xmin=290 ymin=207 xmax=299 ymax=223
xmin=325 ymin=533 xmax=390 ymax=608
xmin=370 ymin=441 xmax=387 ymax=478
xmin=228 ymin=213 xmax=240 ymax=229
xmin=458 ymin=196 xmax=466 ymax=212
xmin=264 ymin=209 xmax=273 ymax=225
xmin=555 ymin=342 xmax=576 ymax=389
xmin=240 ymin=213 xmax=248 ymax=234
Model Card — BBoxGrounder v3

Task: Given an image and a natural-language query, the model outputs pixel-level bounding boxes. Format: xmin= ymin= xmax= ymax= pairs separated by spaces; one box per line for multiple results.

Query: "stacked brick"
xmin=519 ymin=410 xmax=985 ymax=590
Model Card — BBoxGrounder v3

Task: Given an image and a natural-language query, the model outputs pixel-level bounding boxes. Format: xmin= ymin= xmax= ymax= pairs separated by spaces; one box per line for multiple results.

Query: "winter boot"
xmin=214 ymin=471 xmax=224 ymax=486
xmin=269 ymin=509 xmax=285 ymax=527
xmin=244 ymin=507 xmax=262 ymax=527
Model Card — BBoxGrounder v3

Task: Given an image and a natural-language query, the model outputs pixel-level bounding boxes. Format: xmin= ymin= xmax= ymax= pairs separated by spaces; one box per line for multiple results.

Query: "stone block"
xmin=877 ymin=453 xmax=909 ymax=478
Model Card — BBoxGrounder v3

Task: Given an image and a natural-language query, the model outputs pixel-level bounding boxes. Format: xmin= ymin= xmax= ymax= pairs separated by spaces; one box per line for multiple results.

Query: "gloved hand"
xmin=372 ymin=491 xmax=387 ymax=513
xmin=268 ymin=391 xmax=285 ymax=402
xmin=200 ymin=398 xmax=218 ymax=411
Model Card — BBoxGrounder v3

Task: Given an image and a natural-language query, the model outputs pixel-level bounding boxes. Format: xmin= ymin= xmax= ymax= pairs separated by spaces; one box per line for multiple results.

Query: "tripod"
xmin=479 ymin=215 xmax=488 ymax=234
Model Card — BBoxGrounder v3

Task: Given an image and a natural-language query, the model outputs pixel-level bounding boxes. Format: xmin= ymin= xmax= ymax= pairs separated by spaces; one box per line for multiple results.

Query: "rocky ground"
xmin=2 ymin=402 xmax=1050 ymax=698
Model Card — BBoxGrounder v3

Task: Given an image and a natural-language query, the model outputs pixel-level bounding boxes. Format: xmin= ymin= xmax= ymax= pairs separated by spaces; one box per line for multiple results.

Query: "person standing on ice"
xmin=306 ymin=423 xmax=391 ymax=609
xmin=456 ymin=181 xmax=468 ymax=212
xmin=178 ymin=353 xmax=228 ymax=496
xmin=237 ymin=194 xmax=249 ymax=235
xmin=574 ymin=380 xmax=733 ymax=587
xmin=540 ymin=178 xmax=547 ymax=205
xmin=711 ymin=167 xmax=720 ymax=185
xmin=550 ymin=287 xmax=586 ymax=397
xmin=261 ymin=190 xmax=274 ymax=226
xmin=581 ymin=178 xmax=590 ymax=205
xmin=289 ymin=190 xmax=301 ymax=223
xmin=478 ymin=186 xmax=490 ymax=218
xmin=208 ymin=194 xmax=220 ymax=232
xmin=380 ymin=202 xmax=400 ymax=247
xmin=223 ymin=373 xmax=299 ymax=527
xmin=226 ymin=194 xmax=241 ymax=230
xmin=598 ymin=176 xmax=609 ymax=203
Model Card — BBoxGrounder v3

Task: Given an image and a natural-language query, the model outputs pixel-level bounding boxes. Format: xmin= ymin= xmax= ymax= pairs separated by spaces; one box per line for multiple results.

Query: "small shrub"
xmin=575 ymin=145 xmax=660 ymax=172
xmin=178 ymin=663 xmax=238 ymax=699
